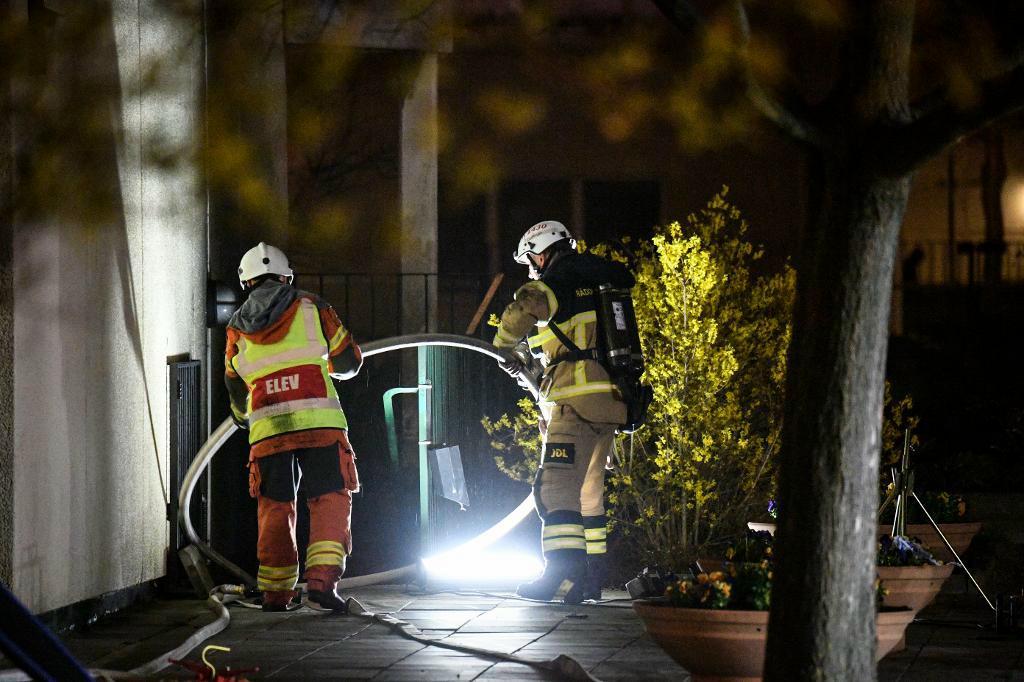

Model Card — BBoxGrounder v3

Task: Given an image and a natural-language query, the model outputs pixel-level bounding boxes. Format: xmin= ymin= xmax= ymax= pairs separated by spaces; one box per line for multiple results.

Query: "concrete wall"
xmin=10 ymin=0 xmax=206 ymax=613
xmin=400 ymin=54 xmax=439 ymax=333
xmin=0 ymin=0 xmax=14 ymax=589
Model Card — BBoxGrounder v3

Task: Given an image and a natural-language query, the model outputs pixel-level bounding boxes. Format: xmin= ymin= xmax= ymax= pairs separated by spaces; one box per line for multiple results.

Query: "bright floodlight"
xmin=420 ymin=495 xmax=540 ymax=586
xmin=421 ymin=549 xmax=543 ymax=586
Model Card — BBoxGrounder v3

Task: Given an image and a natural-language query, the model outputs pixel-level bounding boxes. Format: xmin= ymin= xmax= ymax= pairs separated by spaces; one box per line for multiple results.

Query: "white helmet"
xmin=238 ymin=242 xmax=294 ymax=289
xmin=513 ymin=220 xmax=575 ymax=264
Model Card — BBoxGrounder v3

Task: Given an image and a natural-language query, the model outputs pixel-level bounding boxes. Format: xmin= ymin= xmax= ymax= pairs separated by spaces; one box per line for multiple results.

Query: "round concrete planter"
xmin=752 ymin=521 xmax=982 ymax=564
xmin=876 ymin=522 xmax=982 ymax=563
xmin=633 ymin=602 xmax=916 ymax=681
xmin=877 ymin=563 xmax=956 ymax=611
xmin=632 ymin=602 xmax=768 ymax=681
xmin=877 ymin=607 xmax=918 ymax=659
xmin=877 ymin=562 xmax=955 ymax=653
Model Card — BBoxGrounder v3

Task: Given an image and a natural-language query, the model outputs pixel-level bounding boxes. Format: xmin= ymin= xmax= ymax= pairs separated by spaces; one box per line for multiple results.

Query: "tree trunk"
xmin=765 ymin=2 xmax=915 ymax=677
xmin=765 ymin=149 xmax=910 ymax=680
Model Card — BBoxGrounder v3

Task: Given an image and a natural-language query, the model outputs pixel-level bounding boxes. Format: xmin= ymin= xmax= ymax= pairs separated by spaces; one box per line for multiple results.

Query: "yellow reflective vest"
xmin=228 ymin=298 xmax=348 ymax=444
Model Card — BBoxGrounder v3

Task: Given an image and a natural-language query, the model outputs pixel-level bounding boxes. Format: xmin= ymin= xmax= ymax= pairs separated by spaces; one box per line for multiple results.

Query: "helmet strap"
xmin=527 ymin=253 xmax=544 ymax=280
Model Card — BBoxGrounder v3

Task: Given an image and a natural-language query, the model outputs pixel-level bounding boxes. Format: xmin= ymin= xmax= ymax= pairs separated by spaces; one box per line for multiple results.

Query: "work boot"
xmin=261 ymin=590 xmax=295 ymax=612
xmin=584 ymin=553 xmax=607 ymax=602
xmin=307 ymin=587 xmax=348 ymax=612
xmin=306 ymin=564 xmax=347 ymax=612
xmin=517 ymin=552 xmax=586 ymax=604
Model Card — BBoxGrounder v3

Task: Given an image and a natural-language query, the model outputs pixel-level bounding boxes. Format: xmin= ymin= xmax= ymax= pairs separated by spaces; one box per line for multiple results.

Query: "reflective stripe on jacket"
xmin=229 ymin=298 xmax=348 ymax=444
xmin=493 ymin=252 xmax=631 ymax=424
xmin=528 ymin=307 xmax=618 ymax=403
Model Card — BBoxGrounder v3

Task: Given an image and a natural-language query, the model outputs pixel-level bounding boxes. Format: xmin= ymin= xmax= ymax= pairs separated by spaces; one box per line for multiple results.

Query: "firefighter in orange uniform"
xmin=225 ymin=242 xmax=363 ymax=612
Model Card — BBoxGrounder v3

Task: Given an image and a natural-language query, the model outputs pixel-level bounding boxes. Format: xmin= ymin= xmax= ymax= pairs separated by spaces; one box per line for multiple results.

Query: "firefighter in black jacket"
xmin=493 ymin=221 xmax=633 ymax=603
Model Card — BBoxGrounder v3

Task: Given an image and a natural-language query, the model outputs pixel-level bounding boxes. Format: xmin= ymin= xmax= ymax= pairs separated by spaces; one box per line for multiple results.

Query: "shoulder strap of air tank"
xmin=546 ymin=316 xmax=600 ymax=365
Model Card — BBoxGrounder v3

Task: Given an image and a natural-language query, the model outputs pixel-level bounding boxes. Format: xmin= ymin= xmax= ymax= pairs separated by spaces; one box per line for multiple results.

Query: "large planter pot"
xmin=877 ymin=607 xmax=918 ymax=658
xmin=633 ymin=602 xmax=768 ymax=682
xmin=754 ymin=521 xmax=982 ymax=563
xmin=877 ymin=562 xmax=956 ymax=653
xmin=877 ymin=563 xmax=956 ymax=612
xmin=633 ymin=601 xmax=916 ymax=681
xmin=876 ymin=522 xmax=982 ymax=563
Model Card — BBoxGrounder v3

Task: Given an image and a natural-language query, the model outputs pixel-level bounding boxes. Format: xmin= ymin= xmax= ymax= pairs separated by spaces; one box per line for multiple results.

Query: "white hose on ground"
xmin=92 ymin=586 xmax=241 ymax=680
xmin=344 ymin=596 xmax=602 ymax=682
xmin=0 ymin=587 xmax=239 ymax=682
xmin=178 ymin=418 xmax=256 ymax=586
xmin=179 ymin=333 xmax=540 ymax=589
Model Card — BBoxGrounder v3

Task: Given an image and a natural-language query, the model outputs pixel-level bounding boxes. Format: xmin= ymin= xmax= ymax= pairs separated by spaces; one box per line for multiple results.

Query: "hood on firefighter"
xmin=229 ymin=279 xmax=299 ymax=333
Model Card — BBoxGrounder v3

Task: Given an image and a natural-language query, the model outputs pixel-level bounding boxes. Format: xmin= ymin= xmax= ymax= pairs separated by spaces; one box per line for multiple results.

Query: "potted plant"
xmin=877 ymin=535 xmax=955 ymax=611
xmin=876 ymin=535 xmax=955 ymax=653
xmin=634 ymin=556 xmax=914 ymax=681
xmin=877 ymin=492 xmax=981 ymax=563
xmin=698 ymin=529 xmax=774 ymax=574
xmin=633 ymin=564 xmax=772 ymax=681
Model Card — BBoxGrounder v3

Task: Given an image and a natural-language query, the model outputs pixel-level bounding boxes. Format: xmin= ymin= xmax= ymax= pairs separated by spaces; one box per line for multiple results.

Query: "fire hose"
xmin=178 ymin=333 xmax=540 ymax=590
xmin=0 ymin=334 xmax=610 ymax=681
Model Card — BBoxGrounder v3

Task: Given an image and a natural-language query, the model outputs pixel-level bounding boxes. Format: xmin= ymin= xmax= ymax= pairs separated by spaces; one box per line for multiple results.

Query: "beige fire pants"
xmin=533 ymin=405 xmax=616 ymax=516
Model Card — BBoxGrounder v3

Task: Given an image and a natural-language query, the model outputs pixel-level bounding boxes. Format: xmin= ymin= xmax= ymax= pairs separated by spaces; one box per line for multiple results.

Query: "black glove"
xmin=231 ymin=413 xmax=249 ymax=430
xmin=499 ymin=354 xmax=525 ymax=378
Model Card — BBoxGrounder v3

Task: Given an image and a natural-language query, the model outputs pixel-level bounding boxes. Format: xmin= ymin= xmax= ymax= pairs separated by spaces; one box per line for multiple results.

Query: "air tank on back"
xmin=596 ymin=284 xmax=643 ymax=377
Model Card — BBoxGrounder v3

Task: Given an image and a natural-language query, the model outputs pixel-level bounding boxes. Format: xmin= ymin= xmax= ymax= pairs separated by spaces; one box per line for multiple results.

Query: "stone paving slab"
xmin=386 ymin=609 xmax=488 ymax=630
xmin=5 ymin=585 xmax=1024 ymax=679
xmin=441 ymin=632 xmax=550 ymax=653
xmin=475 ymin=662 xmax=566 ymax=680
xmin=879 ymin=599 xmax=1024 ymax=681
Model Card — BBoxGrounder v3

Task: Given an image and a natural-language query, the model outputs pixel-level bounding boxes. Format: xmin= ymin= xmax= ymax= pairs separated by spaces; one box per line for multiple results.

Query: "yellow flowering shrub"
xmin=482 ymin=398 xmax=543 ymax=481
xmin=878 ymin=381 xmax=922 ymax=514
xmin=484 ymin=189 xmax=795 ymax=566
xmin=609 ymin=189 xmax=793 ymax=564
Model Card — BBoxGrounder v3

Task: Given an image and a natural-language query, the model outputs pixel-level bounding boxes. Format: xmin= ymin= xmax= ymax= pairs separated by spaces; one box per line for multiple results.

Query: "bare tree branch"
xmin=731 ymin=2 xmax=825 ymax=148
xmin=650 ymin=0 xmax=824 ymax=148
xmin=743 ymin=78 xmax=825 ymax=148
xmin=880 ymin=62 xmax=1024 ymax=176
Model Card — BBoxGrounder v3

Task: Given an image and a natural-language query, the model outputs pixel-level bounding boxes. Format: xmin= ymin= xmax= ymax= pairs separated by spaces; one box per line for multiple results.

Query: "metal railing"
xmin=900 ymin=239 xmax=1024 ymax=286
xmin=292 ymin=272 xmax=523 ymax=341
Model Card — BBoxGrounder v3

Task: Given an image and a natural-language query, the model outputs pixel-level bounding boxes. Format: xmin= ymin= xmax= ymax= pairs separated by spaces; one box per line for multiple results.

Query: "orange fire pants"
xmin=248 ymin=439 xmax=358 ymax=605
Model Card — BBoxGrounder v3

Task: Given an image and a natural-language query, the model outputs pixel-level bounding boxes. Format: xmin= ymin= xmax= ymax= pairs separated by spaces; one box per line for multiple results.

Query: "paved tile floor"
xmin=7 ymin=586 xmax=1024 ymax=680
xmin=879 ymin=596 xmax=1024 ymax=681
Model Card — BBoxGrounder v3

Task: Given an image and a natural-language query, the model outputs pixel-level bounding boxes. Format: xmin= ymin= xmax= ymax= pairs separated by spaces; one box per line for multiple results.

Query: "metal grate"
xmin=168 ymin=360 xmax=207 ymax=557
xmin=898 ymin=239 xmax=1024 ymax=286
xmin=423 ymin=345 xmax=528 ymax=555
